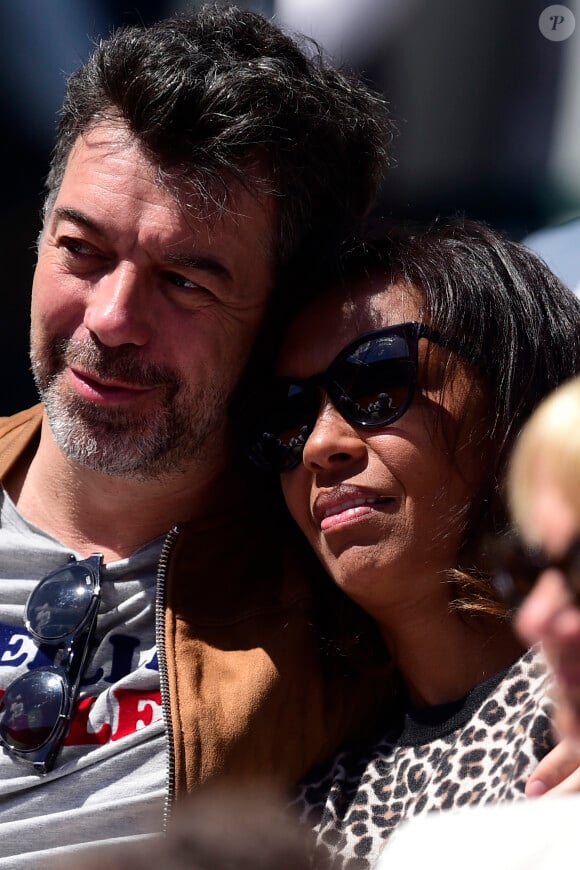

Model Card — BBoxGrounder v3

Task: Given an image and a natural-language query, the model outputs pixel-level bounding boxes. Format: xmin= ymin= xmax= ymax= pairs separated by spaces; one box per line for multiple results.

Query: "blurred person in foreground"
xmin=0 ymin=3 xmax=394 ymax=865
xmin=373 ymin=372 xmax=580 ymax=870
xmin=56 ymin=783 xmax=317 ymax=870
xmin=509 ymin=375 xmax=580 ymax=747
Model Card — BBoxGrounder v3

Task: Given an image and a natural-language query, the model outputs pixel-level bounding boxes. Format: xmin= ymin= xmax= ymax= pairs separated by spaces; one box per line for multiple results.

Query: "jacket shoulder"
xmin=0 ymin=405 xmax=43 ymax=479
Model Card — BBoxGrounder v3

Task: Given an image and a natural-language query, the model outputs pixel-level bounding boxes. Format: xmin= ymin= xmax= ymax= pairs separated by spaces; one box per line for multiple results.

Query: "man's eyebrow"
xmin=52 ymin=207 xmax=232 ymax=281
xmin=53 ymin=206 xmax=103 ymax=234
xmin=166 ymin=253 xmax=232 ymax=282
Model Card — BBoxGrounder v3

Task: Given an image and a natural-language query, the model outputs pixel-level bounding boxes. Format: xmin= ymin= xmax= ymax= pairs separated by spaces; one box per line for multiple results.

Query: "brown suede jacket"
xmin=0 ymin=406 xmax=388 ymax=802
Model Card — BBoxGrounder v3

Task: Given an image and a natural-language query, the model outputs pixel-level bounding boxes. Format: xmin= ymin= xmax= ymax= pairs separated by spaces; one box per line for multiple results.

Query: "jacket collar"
xmin=0 ymin=404 xmax=43 ymax=481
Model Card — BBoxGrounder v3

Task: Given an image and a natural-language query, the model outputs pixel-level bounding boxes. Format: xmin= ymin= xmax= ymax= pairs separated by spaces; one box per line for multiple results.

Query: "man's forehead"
xmin=67 ymin=121 xmax=275 ymax=218
xmin=57 ymin=122 xmax=277 ymax=266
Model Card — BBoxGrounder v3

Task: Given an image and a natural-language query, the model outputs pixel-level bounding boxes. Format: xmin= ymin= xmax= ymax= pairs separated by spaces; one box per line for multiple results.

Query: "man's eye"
xmin=165 ymin=271 xmax=198 ymax=290
xmin=163 ymin=271 xmax=214 ymax=301
xmin=58 ymin=237 xmax=98 ymax=257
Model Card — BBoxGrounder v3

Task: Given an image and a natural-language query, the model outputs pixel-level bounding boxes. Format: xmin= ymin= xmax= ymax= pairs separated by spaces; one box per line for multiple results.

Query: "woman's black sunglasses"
xmin=246 ymin=321 xmax=461 ymax=473
xmin=489 ymin=534 xmax=580 ymax=610
xmin=0 ymin=554 xmax=102 ymax=774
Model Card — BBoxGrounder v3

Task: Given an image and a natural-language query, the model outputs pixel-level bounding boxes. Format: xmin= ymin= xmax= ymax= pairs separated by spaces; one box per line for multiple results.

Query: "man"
xmin=0 ymin=5 xmax=392 ymax=864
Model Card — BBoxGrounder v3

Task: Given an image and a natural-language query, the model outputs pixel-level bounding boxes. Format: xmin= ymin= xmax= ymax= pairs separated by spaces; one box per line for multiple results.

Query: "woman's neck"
xmin=379 ymin=606 xmax=524 ymax=708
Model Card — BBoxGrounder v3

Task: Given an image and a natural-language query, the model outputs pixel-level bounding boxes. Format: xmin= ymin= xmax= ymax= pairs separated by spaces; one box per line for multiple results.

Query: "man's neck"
xmin=6 ymin=416 xmax=231 ymax=562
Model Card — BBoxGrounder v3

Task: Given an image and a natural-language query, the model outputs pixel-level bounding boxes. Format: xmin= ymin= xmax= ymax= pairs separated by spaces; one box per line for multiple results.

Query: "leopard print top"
xmin=291 ymin=646 xmax=553 ymax=870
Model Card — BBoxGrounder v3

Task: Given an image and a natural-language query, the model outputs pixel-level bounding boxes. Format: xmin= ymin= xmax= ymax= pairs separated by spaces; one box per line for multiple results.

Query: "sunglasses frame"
xmin=0 ymin=554 xmax=103 ymax=774
xmin=248 ymin=321 xmax=461 ymax=473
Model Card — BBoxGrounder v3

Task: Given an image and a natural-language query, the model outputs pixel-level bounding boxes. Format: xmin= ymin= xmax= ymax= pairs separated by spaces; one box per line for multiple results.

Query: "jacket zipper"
xmin=155 ymin=524 xmax=180 ymax=832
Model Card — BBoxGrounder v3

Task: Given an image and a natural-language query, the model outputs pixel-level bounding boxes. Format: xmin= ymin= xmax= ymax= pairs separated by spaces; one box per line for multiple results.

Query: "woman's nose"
xmin=301 ymin=398 xmax=367 ymax=473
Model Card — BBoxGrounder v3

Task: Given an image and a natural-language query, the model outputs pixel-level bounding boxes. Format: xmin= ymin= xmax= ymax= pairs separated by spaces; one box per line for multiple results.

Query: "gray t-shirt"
xmin=0 ymin=488 xmax=167 ymax=867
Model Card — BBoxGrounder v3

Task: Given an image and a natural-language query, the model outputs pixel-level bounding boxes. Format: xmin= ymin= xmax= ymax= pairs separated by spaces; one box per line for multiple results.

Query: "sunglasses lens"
xmin=250 ymin=382 xmax=318 ymax=472
xmin=247 ymin=329 xmax=417 ymax=473
xmin=26 ymin=563 xmax=97 ymax=641
xmin=566 ymin=552 xmax=580 ymax=601
xmin=336 ymin=338 xmax=414 ymax=426
xmin=490 ymin=538 xmax=544 ymax=608
xmin=0 ymin=669 xmax=66 ymax=752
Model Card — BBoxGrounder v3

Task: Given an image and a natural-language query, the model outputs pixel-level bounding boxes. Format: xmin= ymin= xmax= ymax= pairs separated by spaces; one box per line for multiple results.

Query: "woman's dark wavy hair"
xmin=329 ymin=217 xmax=580 ymax=616
xmin=42 ymin=2 xmax=392 ymax=290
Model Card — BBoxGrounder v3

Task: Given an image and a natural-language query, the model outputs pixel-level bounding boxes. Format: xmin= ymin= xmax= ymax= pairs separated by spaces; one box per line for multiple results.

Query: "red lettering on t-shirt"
xmin=111 ymin=689 xmax=163 ymax=740
xmin=64 ymin=695 xmax=112 ymax=745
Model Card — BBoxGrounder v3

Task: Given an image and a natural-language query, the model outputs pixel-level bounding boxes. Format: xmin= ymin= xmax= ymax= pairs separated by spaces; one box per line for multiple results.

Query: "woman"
xmin=244 ymin=219 xmax=580 ymax=868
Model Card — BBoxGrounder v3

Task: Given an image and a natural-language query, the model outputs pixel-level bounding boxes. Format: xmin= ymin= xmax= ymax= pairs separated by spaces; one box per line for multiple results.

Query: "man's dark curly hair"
xmin=43 ymin=3 xmax=392 ymax=292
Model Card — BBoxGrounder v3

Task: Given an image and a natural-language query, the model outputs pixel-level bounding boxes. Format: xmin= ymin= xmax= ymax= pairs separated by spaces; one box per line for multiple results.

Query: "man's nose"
xmin=83 ymin=263 xmax=153 ymax=347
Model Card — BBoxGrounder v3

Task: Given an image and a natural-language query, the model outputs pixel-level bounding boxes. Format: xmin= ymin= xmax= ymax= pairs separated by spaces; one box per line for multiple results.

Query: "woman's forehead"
xmin=278 ymin=278 xmax=424 ymax=376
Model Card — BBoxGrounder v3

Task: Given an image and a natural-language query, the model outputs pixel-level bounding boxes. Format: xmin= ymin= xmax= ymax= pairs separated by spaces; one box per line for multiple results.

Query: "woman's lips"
xmin=314 ymin=486 xmax=396 ymax=531
xmin=320 ymin=499 xmax=395 ymax=531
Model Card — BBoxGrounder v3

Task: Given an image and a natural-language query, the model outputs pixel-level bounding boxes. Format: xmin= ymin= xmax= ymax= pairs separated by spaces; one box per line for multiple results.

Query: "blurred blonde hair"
xmin=508 ymin=375 xmax=580 ymax=535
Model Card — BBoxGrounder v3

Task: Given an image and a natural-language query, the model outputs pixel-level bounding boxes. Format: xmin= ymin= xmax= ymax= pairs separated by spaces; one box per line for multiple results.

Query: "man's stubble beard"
xmin=30 ymin=335 xmax=230 ymax=481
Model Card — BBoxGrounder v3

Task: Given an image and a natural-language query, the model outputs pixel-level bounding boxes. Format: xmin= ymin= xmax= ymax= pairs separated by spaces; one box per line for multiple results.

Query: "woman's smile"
xmin=314 ymin=486 xmax=398 ymax=531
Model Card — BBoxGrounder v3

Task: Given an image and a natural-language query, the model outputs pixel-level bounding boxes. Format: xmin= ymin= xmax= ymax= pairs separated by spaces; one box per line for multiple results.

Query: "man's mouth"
xmin=68 ymin=367 xmax=158 ymax=404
